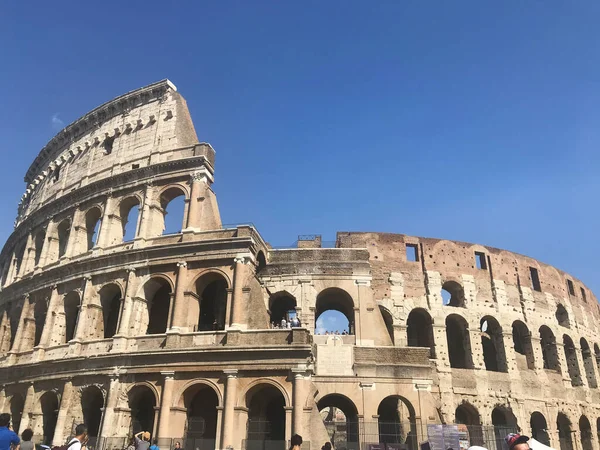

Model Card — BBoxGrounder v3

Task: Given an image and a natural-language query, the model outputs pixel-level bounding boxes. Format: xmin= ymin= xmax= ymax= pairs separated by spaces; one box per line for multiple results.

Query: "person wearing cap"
xmin=505 ymin=433 xmax=530 ymax=450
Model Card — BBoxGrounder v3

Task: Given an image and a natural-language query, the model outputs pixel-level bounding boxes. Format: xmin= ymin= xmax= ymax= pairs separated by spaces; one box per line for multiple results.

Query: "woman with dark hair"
xmin=321 ymin=443 xmax=332 ymax=450
xmin=20 ymin=429 xmax=34 ymax=450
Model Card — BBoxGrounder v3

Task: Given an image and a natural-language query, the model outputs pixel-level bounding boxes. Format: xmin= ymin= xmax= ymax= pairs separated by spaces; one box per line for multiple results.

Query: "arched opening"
xmin=182 ymin=384 xmax=219 ymax=449
xmin=446 ymin=314 xmax=473 ymax=369
xmin=595 ymin=344 xmax=600 ymax=373
xmin=441 ymin=281 xmax=465 ymax=307
xmin=380 ymin=306 xmax=395 ymax=345
xmin=57 ymin=219 xmax=71 ymax=258
xmin=196 ymin=274 xmax=228 ymax=331
xmin=10 ymin=394 xmax=24 ymax=434
xmin=579 ymin=416 xmax=593 ymax=450
xmin=256 ymin=251 xmax=267 ymax=273
xmin=128 ymin=385 xmax=157 ymax=436
xmin=556 ymin=304 xmax=570 ymax=328
xmin=481 ymin=316 xmax=508 ymax=372
xmin=318 ymin=394 xmax=359 ymax=450
xmin=377 ymin=396 xmax=417 ymax=450
xmin=580 ymin=338 xmax=597 ymax=388
xmin=557 ymin=413 xmax=573 ymax=450
xmin=246 ymin=384 xmax=286 ymax=450
xmin=455 ymin=403 xmax=484 ymax=447
xmin=315 ymin=288 xmax=355 ymax=335
xmin=40 ymin=391 xmax=59 ymax=445
xmin=407 ymin=308 xmax=435 ymax=358
xmin=161 ymin=187 xmax=186 ymax=235
xmin=99 ymin=284 xmax=122 ymax=339
xmin=82 ymin=386 xmax=104 ymax=440
xmin=85 ymin=207 xmax=102 ymax=250
xmin=540 ymin=326 xmax=560 ymax=371
xmin=144 ymin=278 xmax=173 ymax=335
xmin=63 ymin=292 xmax=80 ymax=343
xmin=563 ymin=335 xmax=583 ymax=387
xmin=34 ymin=299 xmax=48 ymax=347
xmin=530 ymin=412 xmax=550 ymax=447
xmin=512 ymin=321 xmax=535 ymax=370
xmin=120 ymin=197 xmax=141 ymax=242
xmin=491 ymin=406 xmax=518 ymax=450
xmin=269 ymin=293 xmax=297 ymax=328
xmin=34 ymin=228 xmax=46 ymax=267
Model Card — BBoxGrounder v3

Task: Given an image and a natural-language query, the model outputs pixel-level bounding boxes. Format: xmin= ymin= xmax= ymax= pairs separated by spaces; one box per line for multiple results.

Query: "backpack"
xmin=52 ymin=439 xmax=78 ymax=450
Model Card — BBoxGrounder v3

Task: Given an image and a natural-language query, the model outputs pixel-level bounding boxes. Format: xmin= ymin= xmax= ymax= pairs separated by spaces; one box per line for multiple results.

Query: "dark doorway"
xmin=247 ymin=385 xmax=286 ymax=450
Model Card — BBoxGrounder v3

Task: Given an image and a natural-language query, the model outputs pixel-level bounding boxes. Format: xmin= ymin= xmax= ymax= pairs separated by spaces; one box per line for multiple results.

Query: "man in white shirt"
xmin=68 ymin=424 xmax=88 ymax=450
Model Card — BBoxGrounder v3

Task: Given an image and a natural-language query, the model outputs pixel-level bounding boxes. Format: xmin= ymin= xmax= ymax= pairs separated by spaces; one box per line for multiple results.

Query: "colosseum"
xmin=0 ymin=79 xmax=597 ymax=450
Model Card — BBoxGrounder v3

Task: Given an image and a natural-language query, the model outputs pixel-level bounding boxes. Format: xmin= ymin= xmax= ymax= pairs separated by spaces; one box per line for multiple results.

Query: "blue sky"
xmin=1 ymin=2 xmax=599 ymax=305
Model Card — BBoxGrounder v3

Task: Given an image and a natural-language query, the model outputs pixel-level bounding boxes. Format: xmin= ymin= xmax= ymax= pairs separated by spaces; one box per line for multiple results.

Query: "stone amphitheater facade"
xmin=0 ymin=80 xmax=598 ymax=450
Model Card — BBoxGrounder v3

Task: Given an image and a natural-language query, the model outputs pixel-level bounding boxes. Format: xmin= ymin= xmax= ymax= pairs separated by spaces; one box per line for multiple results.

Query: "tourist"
xmin=291 ymin=316 xmax=299 ymax=327
xmin=0 ymin=414 xmax=19 ymax=450
xmin=290 ymin=434 xmax=303 ymax=450
xmin=321 ymin=442 xmax=332 ymax=450
xmin=505 ymin=433 xmax=530 ymax=450
xmin=20 ymin=429 xmax=34 ymax=450
xmin=149 ymin=439 xmax=160 ymax=450
xmin=281 ymin=318 xmax=287 ymax=329
xmin=67 ymin=424 xmax=89 ymax=450
xmin=173 ymin=442 xmax=181 ymax=450
xmin=133 ymin=431 xmax=151 ymax=450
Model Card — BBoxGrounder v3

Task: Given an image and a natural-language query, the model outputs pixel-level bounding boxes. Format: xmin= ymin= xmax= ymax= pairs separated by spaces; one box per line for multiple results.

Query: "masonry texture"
xmin=0 ymin=80 xmax=597 ymax=450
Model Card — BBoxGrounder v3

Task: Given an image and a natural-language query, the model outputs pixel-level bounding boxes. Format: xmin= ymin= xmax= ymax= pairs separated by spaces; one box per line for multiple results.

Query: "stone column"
xmin=19 ymin=383 xmax=36 ymax=434
xmin=186 ymin=172 xmax=203 ymax=229
xmin=10 ymin=295 xmax=30 ymax=354
xmin=73 ymin=276 xmax=92 ymax=342
xmin=53 ymin=380 xmax=74 ymax=446
xmin=137 ymin=184 xmax=159 ymax=240
xmin=66 ymin=208 xmax=85 ymax=259
xmin=157 ymin=372 xmax=175 ymax=439
xmin=285 ymin=407 xmax=293 ymax=445
xmin=169 ymin=263 xmax=188 ymax=332
xmin=20 ymin=232 xmax=36 ymax=276
xmin=40 ymin=220 xmax=58 ymax=267
xmin=99 ymin=375 xmax=121 ymax=439
xmin=292 ymin=370 xmax=308 ymax=436
xmin=230 ymin=258 xmax=249 ymax=329
xmin=224 ymin=288 xmax=233 ymax=327
xmin=117 ymin=268 xmax=137 ymax=337
xmin=38 ymin=285 xmax=60 ymax=348
xmin=96 ymin=195 xmax=116 ymax=248
xmin=221 ymin=370 xmax=238 ymax=449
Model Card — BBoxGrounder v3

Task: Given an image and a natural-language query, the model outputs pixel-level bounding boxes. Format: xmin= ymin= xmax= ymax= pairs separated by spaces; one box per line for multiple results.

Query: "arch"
xmin=256 ymin=251 xmax=267 ymax=273
xmin=85 ymin=207 xmax=103 ymax=250
xmin=10 ymin=394 xmax=24 ymax=434
xmin=557 ymin=413 xmax=573 ymax=450
xmin=57 ymin=219 xmax=71 ymax=258
xmin=142 ymin=277 xmax=174 ymax=335
xmin=195 ymin=272 xmax=229 ymax=331
xmin=481 ymin=316 xmax=508 ymax=372
xmin=39 ymin=391 xmax=59 ymax=445
xmin=512 ymin=320 xmax=535 ymax=370
xmin=246 ymin=383 xmax=287 ymax=450
xmin=81 ymin=385 xmax=104 ymax=438
xmin=530 ymin=412 xmax=550 ymax=447
xmin=160 ymin=186 xmax=187 ymax=235
xmin=318 ymin=393 xmax=359 ymax=448
xmin=455 ymin=403 xmax=484 ymax=447
xmin=556 ymin=304 xmax=570 ymax=328
xmin=119 ymin=196 xmax=141 ymax=242
xmin=563 ymin=335 xmax=583 ymax=386
xmin=315 ymin=288 xmax=355 ymax=335
xmin=407 ymin=308 xmax=435 ymax=358
xmin=441 ymin=280 xmax=465 ymax=307
xmin=579 ymin=415 xmax=593 ymax=450
xmin=379 ymin=305 xmax=395 ymax=345
xmin=539 ymin=326 xmax=560 ymax=371
xmin=128 ymin=384 xmax=158 ymax=435
xmin=63 ymin=291 xmax=81 ymax=343
xmin=175 ymin=379 xmax=223 ymax=409
xmin=580 ymin=338 xmax=597 ymax=388
xmin=34 ymin=228 xmax=46 ymax=267
xmin=99 ymin=283 xmax=122 ymax=339
xmin=180 ymin=382 xmax=220 ymax=448
xmin=492 ymin=406 xmax=518 ymax=450
xmin=595 ymin=344 xmax=600 ymax=374
xmin=269 ymin=292 xmax=297 ymax=327
xmin=240 ymin=378 xmax=291 ymax=408
xmin=377 ymin=396 xmax=418 ymax=450
xmin=446 ymin=314 xmax=473 ymax=369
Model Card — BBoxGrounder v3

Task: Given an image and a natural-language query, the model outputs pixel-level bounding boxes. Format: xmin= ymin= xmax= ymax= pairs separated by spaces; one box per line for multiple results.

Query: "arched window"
xmin=557 ymin=413 xmax=573 ymax=450
xmin=85 ymin=207 xmax=102 ymax=250
xmin=594 ymin=344 xmax=600 ymax=374
xmin=580 ymin=416 xmax=593 ymax=450
xmin=563 ymin=335 xmax=583 ymax=386
xmin=128 ymin=385 xmax=157 ymax=435
xmin=10 ymin=394 xmax=24 ymax=434
xmin=377 ymin=396 xmax=418 ymax=450
xmin=34 ymin=228 xmax=46 ymax=267
xmin=491 ymin=406 xmax=518 ymax=450
xmin=512 ymin=321 xmax=535 ymax=370
xmin=539 ymin=326 xmax=560 ymax=371
xmin=480 ymin=316 xmax=507 ymax=372
xmin=441 ymin=281 xmax=466 ymax=307
xmin=318 ymin=394 xmax=359 ymax=449
xmin=379 ymin=306 xmax=394 ymax=345
xmin=315 ymin=288 xmax=355 ymax=335
xmin=269 ymin=293 xmax=297 ymax=327
xmin=407 ymin=308 xmax=435 ymax=358
xmin=81 ymin=386 xmax=104 ymax=439
xmin=196 ymin=274 xmax=228 ymax=331
xmin=256 ymin=251 xmax=267 ymax=273
xmin=531 ymin=412 xmax=550 ymax=447
xmin=182 ymin=384 xmax=219 ymax=448
xmin=40 ymin=391 xmax=59 ymax=445
xmin=144 ymin=278 xmax=173 ymax=334
xmin=580 ymin=338 xmax=597 ymax=388
xmin=160 ymin=187 xmax=186 ymax=235
xmin=246 ymin=384 xmax=286 ymax=450
xmin=99 ymin=284 xmax=122 ymax=338
xmin=63 ymin=292 xmax=80 ymax=343
xmin=57 ymin=219 xmax=71 ymax=258
xmin=446 ymin=314 xmax=473 ymax=369
xmin=455 ymin=403 xmax=484 ymax=447
xmin=556 ymin=304 xmax=570 ymax=328
xmin=120 ymin=197 xmax=140 ymax=242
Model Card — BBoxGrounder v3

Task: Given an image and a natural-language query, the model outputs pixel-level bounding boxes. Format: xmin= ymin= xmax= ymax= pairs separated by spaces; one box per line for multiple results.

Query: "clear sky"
xmin=1 ymin=2 xmax=599 ymax=304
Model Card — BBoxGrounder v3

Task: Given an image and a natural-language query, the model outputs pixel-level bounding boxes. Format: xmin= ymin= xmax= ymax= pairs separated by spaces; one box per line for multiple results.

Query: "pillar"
xmin=65 ymin=208 xmax=85 ymax=259
xmin=20 ymin=233 xmax=36 ymax=276
xmin=117 ymin=268 xmax=136 ymax=337
xmin=96 ymin=196 xmax=116 ymax=248
xmin=53 ymin=380 xmax=74 ymax=446
xmin=19 ymin=383 xmax=35 ymax=434
xmin=40 ymin=220 xmax=58 ymax=267
xmin=221 ymin=370 xmax=238 ymax=449
xmin=38 ymin=285 xmax=60 ymax=348
xmin=137 ymin=184 xmax=158 ymax=240
xmin=157 ymin=372 xmax=175 ymax=439
xmin=10 ymin=295 xmax=30 ymax=354
xmin=186 ymin=173 xmax=203 ymax=229
xmin=169 ymin=263 xmax=188 ymax=331
xmin=230 ymin=257 xmax=249 ymax=329
xmin=99 ymin=375 xmax=120 ymax=439
xmin=73 ymin=276 xmax=92 ymax=342
xmin=292 ymin=370 xmax=306 ymax=436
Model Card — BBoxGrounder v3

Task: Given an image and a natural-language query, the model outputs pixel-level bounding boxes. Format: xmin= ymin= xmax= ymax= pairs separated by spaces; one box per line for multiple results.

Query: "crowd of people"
xmin=271 ymin=316 xmax=302 ymax=329
xmin=315 ymin=330 xmax=349 ymax=335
